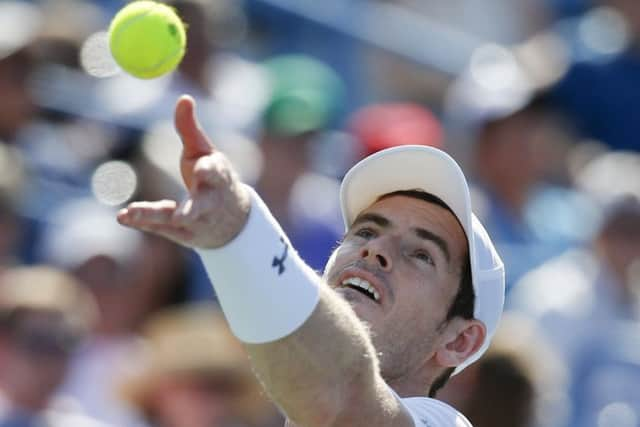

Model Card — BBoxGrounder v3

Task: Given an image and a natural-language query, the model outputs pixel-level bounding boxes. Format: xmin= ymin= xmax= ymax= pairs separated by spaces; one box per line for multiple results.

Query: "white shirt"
xmin=402 ymin=396 xmax=473 ymax=427
xmin=283 ymin=396 xmax=472 ymax=427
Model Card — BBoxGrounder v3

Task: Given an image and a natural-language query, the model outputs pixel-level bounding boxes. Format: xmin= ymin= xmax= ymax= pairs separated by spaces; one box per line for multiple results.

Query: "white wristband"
xmin=196 ymin=186 xmax=321 ymax=343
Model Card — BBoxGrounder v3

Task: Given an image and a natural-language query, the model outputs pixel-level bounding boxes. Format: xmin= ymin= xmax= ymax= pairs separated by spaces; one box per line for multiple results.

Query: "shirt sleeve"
xmin=400 ymin=397 xmax=473 ymax=427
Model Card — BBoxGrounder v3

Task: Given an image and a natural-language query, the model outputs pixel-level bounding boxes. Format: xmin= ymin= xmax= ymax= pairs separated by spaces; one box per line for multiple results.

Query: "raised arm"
xmin=118 ymin=96 xmax=413 ymax=427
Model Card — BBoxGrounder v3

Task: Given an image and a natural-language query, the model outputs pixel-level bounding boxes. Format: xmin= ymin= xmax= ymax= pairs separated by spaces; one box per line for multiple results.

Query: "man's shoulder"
xmin=400 ymin=396 xmax=473 ymax=427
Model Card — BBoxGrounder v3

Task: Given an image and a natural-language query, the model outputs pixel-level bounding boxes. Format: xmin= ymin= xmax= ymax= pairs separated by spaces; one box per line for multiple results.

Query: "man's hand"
xmin=117 ymin=95 xmax=251 ymax=248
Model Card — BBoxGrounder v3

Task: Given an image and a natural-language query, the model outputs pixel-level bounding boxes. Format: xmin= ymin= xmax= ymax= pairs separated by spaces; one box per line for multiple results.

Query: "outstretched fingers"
xmin=118 ymin=200 xmax=178 ymax=226
xmin=117 ymin=200 xmax=195 ymax=243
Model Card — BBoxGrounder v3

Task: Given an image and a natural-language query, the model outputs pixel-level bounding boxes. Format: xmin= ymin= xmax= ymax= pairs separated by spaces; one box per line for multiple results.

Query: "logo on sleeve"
xmin=272 ymin=237 xmax=289 ymax=275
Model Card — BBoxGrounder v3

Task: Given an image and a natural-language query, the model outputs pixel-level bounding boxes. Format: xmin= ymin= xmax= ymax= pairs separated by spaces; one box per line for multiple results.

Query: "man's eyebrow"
xmin=351 ymin=212 xmax=390 ymax=228
xmin=413 ymin=227 xmax=451 ymax=264
xmin=350 ymin=213 xmax=452 ymax=264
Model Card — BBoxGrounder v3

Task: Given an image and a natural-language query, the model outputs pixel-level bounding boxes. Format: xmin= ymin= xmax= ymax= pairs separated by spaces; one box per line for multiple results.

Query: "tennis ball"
xmin=109 ymin=1 xmax=186 ymax=79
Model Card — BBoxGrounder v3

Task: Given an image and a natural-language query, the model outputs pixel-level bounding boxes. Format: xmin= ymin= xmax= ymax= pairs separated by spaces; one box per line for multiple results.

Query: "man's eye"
xmin=414 ymin=251 xmax=434 ymax=265
xmin=354 ymin=227 xmax=376 ymax=239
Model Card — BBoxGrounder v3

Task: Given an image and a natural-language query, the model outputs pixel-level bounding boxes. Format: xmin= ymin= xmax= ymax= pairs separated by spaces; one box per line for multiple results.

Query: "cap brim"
xmin=340 ymin=145 xmax=473 ymax=240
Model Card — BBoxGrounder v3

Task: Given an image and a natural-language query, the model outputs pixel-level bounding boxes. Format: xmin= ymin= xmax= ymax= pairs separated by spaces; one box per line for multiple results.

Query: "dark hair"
xmin=380 ymin=190 xmax=475 ymax=397
xmin=429 ymin=254 xmax=473 ymax=397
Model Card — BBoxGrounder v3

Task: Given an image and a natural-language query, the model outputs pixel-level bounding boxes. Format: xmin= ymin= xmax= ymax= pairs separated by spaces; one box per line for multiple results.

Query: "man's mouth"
xmin=339 ymin=277 xmax=380 ymax=302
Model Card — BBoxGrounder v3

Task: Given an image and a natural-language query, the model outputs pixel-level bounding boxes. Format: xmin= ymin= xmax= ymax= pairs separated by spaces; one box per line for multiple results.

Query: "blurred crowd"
xmin=0 ymin=0 xmax=639 ymax=426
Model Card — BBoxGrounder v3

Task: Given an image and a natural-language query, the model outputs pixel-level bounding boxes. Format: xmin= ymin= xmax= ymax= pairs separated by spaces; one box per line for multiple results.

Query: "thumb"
xmin=175 ymin=95 xmax=214 ymax=159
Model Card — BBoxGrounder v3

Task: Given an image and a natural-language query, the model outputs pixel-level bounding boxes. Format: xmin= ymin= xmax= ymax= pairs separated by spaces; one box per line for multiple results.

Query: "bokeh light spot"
xmin=80 ymin=31 xmax=121 ymax=78
xmin=91 ymin=160 xmax=137 ymax=206
xmin=597 ymin=402 xmax=637 ymax=427
xmin=579 ymin=7 xmax=630 ymax=56
xmin=470 ymin=44 xmax=520 ymax=92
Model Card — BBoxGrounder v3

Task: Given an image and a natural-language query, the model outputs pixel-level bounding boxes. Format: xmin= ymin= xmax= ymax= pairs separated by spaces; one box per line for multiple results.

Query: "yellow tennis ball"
xmin=109 ymin=1 xmax=186 ymax=79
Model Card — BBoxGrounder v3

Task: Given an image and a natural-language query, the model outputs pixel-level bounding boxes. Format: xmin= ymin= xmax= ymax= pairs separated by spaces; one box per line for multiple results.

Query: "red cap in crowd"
xmin=349 ymin=103 xmax=443 ymax=156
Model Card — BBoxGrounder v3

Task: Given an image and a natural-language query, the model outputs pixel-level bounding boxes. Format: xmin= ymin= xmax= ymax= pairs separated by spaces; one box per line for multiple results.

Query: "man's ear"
xmin=435 ymin=319 xmax=486 ymax=368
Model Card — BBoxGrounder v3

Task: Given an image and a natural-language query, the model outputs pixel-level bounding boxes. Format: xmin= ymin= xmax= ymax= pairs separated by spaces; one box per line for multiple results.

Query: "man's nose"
xmin=359 ymin=243 xmax=392 ymax=271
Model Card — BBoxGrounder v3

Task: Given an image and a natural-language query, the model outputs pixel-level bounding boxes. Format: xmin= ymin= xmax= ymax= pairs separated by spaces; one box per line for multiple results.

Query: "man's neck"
xmin=385 ymin=378 xmax=429 ymax=398
xmin=382 ymin=361 xmax=438 ymax=398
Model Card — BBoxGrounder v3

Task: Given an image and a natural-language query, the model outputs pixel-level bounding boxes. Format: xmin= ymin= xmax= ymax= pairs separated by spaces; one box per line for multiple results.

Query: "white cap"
xmin=340 ymin=145 xmax=505 ymax=374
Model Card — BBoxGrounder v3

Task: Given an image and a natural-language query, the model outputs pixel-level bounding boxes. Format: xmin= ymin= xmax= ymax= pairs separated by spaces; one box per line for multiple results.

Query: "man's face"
xmin=323 ymin=194 xmax=467 ymax=380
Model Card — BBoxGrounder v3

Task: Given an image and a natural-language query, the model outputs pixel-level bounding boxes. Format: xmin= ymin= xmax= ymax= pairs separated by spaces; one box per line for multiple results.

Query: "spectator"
xmin=255 ymin=54 xmax=346 ymax=271
xmin=39 ymin=198 xmax=150 ymax=427
xmin=120 ymin=303 xmax=283 ymax=427
xmin=0 ymin=265 xmax=109 ymax=426
xmin=509 ymin=193 xmax=640 ymax=354
xmin=509 ymin=193 xmax=640 ymax=425
xmin=464 ymin=93 xmax=587 ymax=289
xmin=0 ymin=1 xmax=40 ymax=143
